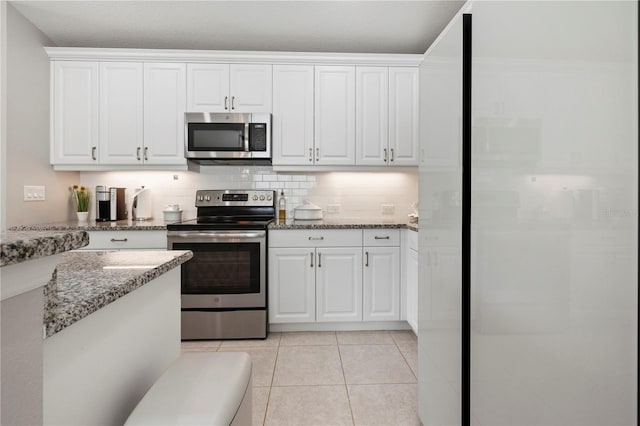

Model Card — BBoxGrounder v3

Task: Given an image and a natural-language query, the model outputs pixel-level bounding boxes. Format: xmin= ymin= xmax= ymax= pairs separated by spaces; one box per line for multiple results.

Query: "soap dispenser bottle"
xmin=278 ymin=190 xmax=287 ymax=221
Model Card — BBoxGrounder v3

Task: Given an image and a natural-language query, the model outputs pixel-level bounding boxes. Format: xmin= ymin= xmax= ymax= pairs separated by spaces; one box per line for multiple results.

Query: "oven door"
xmin=167 ymin=230 xmax=266 ymax=309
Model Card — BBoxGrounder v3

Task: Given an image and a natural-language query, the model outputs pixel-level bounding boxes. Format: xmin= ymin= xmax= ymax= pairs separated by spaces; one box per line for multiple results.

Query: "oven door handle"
xmin=167 ymin=231 xmax=266 ymax=241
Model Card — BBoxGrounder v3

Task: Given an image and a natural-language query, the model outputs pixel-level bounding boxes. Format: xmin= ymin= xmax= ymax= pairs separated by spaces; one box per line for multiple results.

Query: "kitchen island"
xmin=43 ymin=249 xmax=192 ymax=425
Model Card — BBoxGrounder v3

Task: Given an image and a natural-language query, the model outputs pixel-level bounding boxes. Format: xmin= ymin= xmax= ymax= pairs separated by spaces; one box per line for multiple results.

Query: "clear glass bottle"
xmin=278 ymin=190 xmax=287 ymax=221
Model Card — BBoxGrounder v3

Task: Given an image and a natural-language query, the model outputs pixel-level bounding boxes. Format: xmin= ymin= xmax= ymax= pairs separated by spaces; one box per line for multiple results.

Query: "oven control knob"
xmin=267 ymin=195 xmax=272 ymax=201
xmin=253 ymin=195 xmax=258 ymax=201
xmin=197 ymin=196 xmax=203 ymax=201
xmin=260 ymin=195 xmax=265 ymax=201
xmin=205 ymin=195 xmax=211 ymax=201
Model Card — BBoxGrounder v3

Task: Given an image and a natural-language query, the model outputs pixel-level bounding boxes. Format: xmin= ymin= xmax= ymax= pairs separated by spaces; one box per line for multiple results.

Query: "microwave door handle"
xmin=244 ymin=123 xmax=250 ymax=152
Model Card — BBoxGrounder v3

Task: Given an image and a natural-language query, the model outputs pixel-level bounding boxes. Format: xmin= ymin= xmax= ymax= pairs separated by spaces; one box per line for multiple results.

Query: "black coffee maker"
xmin=96 ymin=186 xmax=127 ymax=222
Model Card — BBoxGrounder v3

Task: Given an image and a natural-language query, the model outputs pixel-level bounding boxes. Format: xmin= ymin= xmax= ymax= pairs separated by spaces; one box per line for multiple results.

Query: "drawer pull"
xmin=374 ymin=236 xmax=390 ymax=240
xmin=308 ymin=236 xmax=324 ymax=241
xmin=110 ymin=238 xmax=128 ymax=242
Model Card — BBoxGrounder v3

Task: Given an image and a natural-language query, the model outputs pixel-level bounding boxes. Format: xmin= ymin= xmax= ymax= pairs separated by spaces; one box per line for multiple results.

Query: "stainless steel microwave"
xmin=184 ymin=112 xmax=271 ymax=163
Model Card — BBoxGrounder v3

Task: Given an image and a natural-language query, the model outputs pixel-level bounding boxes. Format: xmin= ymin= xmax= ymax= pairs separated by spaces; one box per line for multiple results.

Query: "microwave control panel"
xmin=249 ymin=123 xmax=267 ymax=151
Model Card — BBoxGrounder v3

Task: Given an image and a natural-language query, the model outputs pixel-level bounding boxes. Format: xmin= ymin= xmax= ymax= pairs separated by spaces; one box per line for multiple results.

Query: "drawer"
xmin=269 ymin=229 xmax=362 ymax=248
xmin=363 ymin=229 xmax=400 ymax=246
xmin=83 ymin=230 xmax=167 ymax=250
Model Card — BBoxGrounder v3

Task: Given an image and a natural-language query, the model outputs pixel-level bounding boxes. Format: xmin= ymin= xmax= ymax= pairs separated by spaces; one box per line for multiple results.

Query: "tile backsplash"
xmin=79 ymin=167 xmax=418 ymax=222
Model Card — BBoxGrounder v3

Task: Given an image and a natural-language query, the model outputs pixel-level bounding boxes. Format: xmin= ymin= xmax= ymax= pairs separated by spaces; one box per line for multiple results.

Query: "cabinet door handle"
xmin=91 ymin=146 xmax=97 ymax=160
xmin=317 ymin=252 xmax=322 ymax=268
xmin=310 ymin=252 xmax=314 ymax=268
xmin=144 ymin=147 xmax=148 ymax=161
xmin=231 ymin=96 xmax=235 ymax=110
xmin=136 ymin=147 xmax=141 ymax=161
xmin=315 ymin=147 xmax=319 ymax=162
xmin=309 ymin=148 xmax=313 ymax=162
xmin=110 ymin=238 xmax=128 ymax=242
xmin=365 ymin=251 xmax=369 ymax=267
xmin=383 ymin=148 xmax=388 ymax=162
xmin=224 ymin=96 xmax=229 ymax=110
xmin=390 ymin=148 xmax=395 ymax=162
xmin=308 ymin=236 xmax=324 ymax=241
xmin=374 ymin=236 xmax=390 ymax=240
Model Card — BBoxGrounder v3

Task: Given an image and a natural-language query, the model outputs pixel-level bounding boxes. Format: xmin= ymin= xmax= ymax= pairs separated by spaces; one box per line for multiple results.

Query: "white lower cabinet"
xmin=316 ymin=247 xmax=363 ymax=322
xmin=268 ymin=229 xmax=362 ymax=324
xmin=269 ymin=229 xmax=406 ymax=326
xmin=268 ymin=248 xmax=316 ymax=323
xmin=363 ymin=229 xmax=400 ymax=321
xmin=405 ymin=231 xmax=419 ymax=333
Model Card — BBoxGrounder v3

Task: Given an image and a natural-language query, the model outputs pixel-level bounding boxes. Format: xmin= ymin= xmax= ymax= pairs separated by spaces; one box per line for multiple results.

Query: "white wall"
xmin=4 ymin=4 xmax=78 ymax=228
xmin=1 ymin=1 xmax=7 ymax=231
xmin=79 ymin=168 xmax=418 ymax=222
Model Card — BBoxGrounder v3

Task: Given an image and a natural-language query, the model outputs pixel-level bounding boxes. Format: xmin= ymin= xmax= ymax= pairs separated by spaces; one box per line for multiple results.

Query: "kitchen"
xmin=1 ymin=1 xmax=638 ymax=426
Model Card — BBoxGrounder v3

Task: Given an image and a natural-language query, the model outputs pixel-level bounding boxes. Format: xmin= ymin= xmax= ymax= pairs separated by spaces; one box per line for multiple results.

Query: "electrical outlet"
xmin=327 ymin=204 xmax=341 ymax=214
xmin=382 ymin=204 xmax=395 ymax=215
xmin=24 ymin=185 xmax=45 ymax=201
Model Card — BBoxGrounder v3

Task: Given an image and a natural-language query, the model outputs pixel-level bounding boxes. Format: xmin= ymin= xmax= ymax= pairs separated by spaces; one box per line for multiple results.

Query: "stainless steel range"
xmin=167 ymin=189 xmax=275 ymax=340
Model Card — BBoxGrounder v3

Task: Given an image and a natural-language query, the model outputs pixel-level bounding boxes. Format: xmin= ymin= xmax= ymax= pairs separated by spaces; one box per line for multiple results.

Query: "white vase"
xmin=76 ymin=211 xmax=89 ymax=222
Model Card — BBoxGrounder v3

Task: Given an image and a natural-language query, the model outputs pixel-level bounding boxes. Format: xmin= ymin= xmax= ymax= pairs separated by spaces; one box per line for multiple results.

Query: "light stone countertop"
xmin=0 ymin=229 xmax=89 ymax=267
xmin=44 ymin=250 xmax=192 ymax=338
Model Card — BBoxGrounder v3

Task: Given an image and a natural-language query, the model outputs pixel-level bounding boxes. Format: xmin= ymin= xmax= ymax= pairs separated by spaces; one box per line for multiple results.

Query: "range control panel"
xmin=195 ymin=190 xmax=275 ymax=207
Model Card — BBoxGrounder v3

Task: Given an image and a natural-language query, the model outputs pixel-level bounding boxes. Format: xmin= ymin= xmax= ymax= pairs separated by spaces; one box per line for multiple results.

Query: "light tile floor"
xmin=182 ymin=330 xmax=420 ymax=426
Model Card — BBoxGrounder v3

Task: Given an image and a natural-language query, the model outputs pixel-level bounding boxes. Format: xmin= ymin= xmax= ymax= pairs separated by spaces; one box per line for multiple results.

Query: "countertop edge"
xmin=0 ymin=230 xmax=90 ymax=267
xmin=45 ymin=250 xmax=193 ymax=338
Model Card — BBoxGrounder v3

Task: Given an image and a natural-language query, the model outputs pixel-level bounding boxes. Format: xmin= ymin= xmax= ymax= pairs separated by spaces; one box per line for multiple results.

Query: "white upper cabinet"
xmin=186 ymin=64 xmax=229 ymax=112
xmin=51 ymin=61 xmax=99 ymax=165
xmin=389 ymin=67 xmax=419 ymax=166
xmin=314 ymin=66 xmax=356 ymax=165
xmin=272 ymin=65 xmax=315 ymax=165
xmin=99 ymin=62 xmax=144 ymax=165
xmin=143 ymin=63 xmax=187 ymax=165
xmin=186 ymin=63 xmax=272 ymax=112
xmin=355 ymin=67 xmax=389 ymax=165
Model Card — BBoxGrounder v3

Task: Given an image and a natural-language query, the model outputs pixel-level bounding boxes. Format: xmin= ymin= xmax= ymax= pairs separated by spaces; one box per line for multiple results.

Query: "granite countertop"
xmin=270 ymin=217 xmax=419 ymax=232
xmin=10 ymin=217 xmax=420 ymax=233
xmin=44 ymin=250 xmax=192 ymax=338
xmin=10 ymin=218 xmax=171 ymax=232
xmin=0 ymin=230 xmax=89 ymax=267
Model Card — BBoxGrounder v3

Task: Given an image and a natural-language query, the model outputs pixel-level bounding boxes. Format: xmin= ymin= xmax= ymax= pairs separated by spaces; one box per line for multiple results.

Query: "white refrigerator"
xmin=418 ymin=1 xmax=638 ymax=424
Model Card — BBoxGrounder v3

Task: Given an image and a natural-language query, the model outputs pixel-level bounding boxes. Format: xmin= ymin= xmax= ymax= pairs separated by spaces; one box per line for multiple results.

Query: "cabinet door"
xmin=406 ymin=248 xmax=419 ymax=333
xmin=268 ymin=248 xmax=316 ymax=323
xmin=186 ymin=63 xmax=230 ymax=112
xmin=272 ymin=65 xmax=315 ymax=165
xmin=99 ymin=62 xmax=143 ymax=165
xmin=363 ymin=246 xmax=400 ymax=321
xmin=389 ymin=67 xmax=419 ymax=166
xmin=356 ymin=67 xmax=389 ymax=165
xmin=314 ymin=66 xmax=356 ymax=165
xmin=316 ymin=247 xmax=362 ymax=322
xmin=143 ymin=63 xmax=187 ymax=165
xmin=229 ymin=64 xmax=272 ymax=112
xmin=51 ymin=61 xmax=99 ymax=164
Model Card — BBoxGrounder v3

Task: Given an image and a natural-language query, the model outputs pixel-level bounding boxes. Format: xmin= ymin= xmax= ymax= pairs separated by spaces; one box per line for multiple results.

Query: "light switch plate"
xmin=24 ymin=185 xmax=45 ymax=201
xmin=382 ymin=204 xmax=395 ymax=215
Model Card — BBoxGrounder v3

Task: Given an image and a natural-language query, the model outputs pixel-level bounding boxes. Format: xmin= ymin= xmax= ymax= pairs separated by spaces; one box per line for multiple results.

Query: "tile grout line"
xmin=261 ymin=333 xmax=283 ymax=426
xmin=336 ymin=339 xmax=357 ymax=426
xmin=392 ymin=334 xmax=418 ymax=381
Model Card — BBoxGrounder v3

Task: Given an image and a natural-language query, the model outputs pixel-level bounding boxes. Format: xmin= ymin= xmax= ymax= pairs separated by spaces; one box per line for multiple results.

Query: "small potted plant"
xmin=71 ymin=185 xmax=90 ymax=222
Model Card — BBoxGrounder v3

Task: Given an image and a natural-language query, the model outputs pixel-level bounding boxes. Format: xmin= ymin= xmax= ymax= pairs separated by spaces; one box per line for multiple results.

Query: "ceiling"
xmin=9 ymin=1 xmax=466 ymax=55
